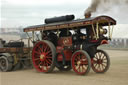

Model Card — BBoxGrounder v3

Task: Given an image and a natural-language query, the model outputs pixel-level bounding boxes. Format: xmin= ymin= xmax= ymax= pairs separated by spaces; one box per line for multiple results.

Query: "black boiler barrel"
xmin=45 ymin=15 xmax=75 ymax=24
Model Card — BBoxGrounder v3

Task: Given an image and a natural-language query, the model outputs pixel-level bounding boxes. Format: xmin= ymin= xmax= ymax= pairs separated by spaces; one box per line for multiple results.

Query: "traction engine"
xmin=24 ymin=14 xmax=116 ymax=75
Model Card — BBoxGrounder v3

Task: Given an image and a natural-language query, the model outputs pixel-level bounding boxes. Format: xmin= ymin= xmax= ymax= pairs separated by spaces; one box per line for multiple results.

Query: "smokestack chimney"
xmin=84 ymin=12 xmax=91 ymax=18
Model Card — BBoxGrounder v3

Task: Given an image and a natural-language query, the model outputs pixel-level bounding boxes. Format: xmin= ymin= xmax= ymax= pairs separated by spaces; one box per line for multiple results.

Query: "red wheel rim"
xmin=72 ymin=52 xmax=89 ymax=75
xmin=92 ymin=51 xmax=108 ymax=72
xmin=32 ymin=41 xmax=53 ymax=72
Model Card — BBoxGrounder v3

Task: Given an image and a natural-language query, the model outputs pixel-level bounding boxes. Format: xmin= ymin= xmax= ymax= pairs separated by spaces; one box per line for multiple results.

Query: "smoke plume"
xmin=85 ymin=0 xmax=128 ymax=16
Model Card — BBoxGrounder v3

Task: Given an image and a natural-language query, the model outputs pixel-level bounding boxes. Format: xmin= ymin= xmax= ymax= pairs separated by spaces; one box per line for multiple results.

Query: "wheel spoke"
xmin=95 ymin=54 xmax=99 ymax=59
xmin=94 ymin=63 xmax=98 ymax=68
xmin=38 ymin=61 xmax=43 ymax=67
xmin=45 ymin=59 xmax=52 ymax=64
xmin=41 ymin=65 xmax=45 ymax=71
xmin=34 ymin=51 xmax=41 ymax=55
xmin=47 ymin=56 xmax=52 ymax=59
xmin=46 ymin=63 xmax=49 ymax=71
xmin=82 ymin=55 xmax=85 ymax=59
xmin=82 ymin=65 xmax=86 ymax=72
xmin=77 ymin=65 xmax=80 ymax=72
xmin=45 ymin=51 xmax=52 ymax=56
xmin=98 ymin=52 xmax=102 ymax=59
xmin=81 ymin=60 xmax=88 ymax=65
xmin=77 ymin=55 xmax=80 ymax=61
xmin=103 ymin=61 xmax=107 ymax=63
xmin=37 ymin=45 xmax=43 ymax=53
xmin=48 ymin=59 xmax=52 ymax=63
xmin=41 ymin=45 xmax=45 ymax=52
xmin=34 ymin=58 xmax=40 ymax=61
xmin=101 ymin=54 xmax=104 ymax=59
xmin=43 ymin=61 xmax=46 ymax=66
xmin=101 ymin=63 xmax=106 ymax=68
xmin=100 ymin=52 xmax=103 ymax=58
xmin=98 ymin=64 xmax=101 ymax=71
xmin=44 ymin=45 xmax=48 ymax=52
xmin=103 ymin=58 xmax=107 ymax=60
xmin=93 ymin=59 xmax=97 ymax=64
xmin=102 ymin=55 xmax=106 ymax=59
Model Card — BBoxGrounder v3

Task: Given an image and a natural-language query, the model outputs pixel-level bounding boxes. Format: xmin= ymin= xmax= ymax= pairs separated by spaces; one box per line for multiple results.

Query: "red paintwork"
xmin=56 ymin=46 xmax=64 ymax=53
xmin=57 ymin=50 xmax=72 ymax=61
xmin=90 ymin=40 xmax=98 ymax=43
xmin=101 ymin=40 xmax=108 ymax=44
xmin=57 ymin=37 xmax=73 ymax=61
xmin=57 ymin=37 xmax=72 ymax=46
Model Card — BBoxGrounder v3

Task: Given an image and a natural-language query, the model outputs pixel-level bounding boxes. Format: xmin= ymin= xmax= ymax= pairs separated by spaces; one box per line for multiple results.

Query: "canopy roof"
xmin=24 ymin=15 xmax=116 ymax=32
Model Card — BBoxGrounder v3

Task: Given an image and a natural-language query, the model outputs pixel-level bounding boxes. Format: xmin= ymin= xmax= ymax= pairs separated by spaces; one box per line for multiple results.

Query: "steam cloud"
xmin=85 ymin=0 xmax=128 ymax=15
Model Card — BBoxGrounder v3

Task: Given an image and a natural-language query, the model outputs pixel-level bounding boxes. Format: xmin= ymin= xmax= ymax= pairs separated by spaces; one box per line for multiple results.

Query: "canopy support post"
xmin=108 ymin=23 xmax=111 ymax=39
xmin=26 ymin=32 xmax=33 ymax=43
xmin=96 ymin=22 xmax=99 ymax=39
xmin=91 ymin=24 xmax=97 ymax=40
xmin=40 ymin=30 xmax=43 ymax=40
xmin=57 ymin=29 xmax=60 ymax=38
xmin=35 ymin=32 xmax=40 ymax=41
xmin=110 ymin=25 xmax=114 ymax=39
xmin=32 ymin=31 xmax=35 ymax=43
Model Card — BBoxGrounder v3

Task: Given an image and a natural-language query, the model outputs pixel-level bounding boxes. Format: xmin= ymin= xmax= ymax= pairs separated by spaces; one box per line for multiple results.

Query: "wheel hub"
xmin=40 ymin=53 xmax=46 ymax=61
xmin=97 ymin=59 xmax=103 ymax=64
xmin=77 ymin=61 xmax=81 ymax=65
xmin=0 ymin=59 xmax=6 ymax=67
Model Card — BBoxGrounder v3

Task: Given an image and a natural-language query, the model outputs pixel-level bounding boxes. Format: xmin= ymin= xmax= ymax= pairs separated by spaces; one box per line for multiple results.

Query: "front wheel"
xmin=0 ymin=55 xmax=13 ymax=72
xmin=71 ymin=50 xmax=91 ymax=75
xmin=92 ymin=49 xmax=110 ymax=73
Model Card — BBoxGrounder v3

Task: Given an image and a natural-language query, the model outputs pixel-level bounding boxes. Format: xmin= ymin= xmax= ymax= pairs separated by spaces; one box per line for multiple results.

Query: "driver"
xmin=59 ymin=29 xmax=72 ymax=37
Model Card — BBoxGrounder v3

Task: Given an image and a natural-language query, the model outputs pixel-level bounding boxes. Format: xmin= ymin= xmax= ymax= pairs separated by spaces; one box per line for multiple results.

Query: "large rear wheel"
xmin=71 ymin=50 xmax=91 ymax=75
xmin=92 ymin=49 xmax=110 ymax=73
xmin=32 ymin=40 xmax=56 ymax=73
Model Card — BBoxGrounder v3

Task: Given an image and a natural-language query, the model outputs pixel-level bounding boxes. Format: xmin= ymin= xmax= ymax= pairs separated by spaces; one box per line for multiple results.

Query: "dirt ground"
xmin=0 ymin=50 xmax=128 ymax=85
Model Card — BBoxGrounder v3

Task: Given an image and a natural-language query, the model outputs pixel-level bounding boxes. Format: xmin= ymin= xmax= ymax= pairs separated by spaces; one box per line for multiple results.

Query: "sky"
xmin=0 ymin=0 xmax=128 ymax=38
xmin=1 ymin=0 xmax=91 ymax=28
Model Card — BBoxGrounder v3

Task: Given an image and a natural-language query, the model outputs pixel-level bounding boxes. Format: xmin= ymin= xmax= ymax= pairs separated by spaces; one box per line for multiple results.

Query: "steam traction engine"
xmin=0 ymin=38 xmax=32 ymax=72
xmin=24 ymin=14 xmax=116 ymax=75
